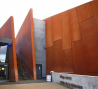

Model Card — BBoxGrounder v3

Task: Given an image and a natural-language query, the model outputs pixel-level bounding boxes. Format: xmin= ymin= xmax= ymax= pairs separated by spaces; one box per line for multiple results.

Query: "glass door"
xmin=0 ymin=64 xmax=9 ymax=80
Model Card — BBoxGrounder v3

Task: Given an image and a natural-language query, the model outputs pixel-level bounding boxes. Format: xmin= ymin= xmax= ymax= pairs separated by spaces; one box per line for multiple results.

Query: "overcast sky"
xmin=0 ymin=0 xmax=92 ymax=37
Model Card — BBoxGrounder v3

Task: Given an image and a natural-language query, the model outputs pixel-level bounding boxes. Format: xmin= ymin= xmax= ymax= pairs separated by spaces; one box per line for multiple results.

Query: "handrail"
xmin=17 ymin=59 xmax=31 ymax=80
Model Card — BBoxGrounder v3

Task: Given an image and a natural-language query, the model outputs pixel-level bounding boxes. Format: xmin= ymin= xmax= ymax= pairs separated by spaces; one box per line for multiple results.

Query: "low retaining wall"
xmin=52 ymin=72 xmax=98 ymax=89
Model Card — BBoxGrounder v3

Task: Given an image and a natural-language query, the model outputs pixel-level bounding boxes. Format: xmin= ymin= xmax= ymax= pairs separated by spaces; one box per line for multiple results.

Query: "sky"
xmin=0 ymin=0 xmax=92 ymax=37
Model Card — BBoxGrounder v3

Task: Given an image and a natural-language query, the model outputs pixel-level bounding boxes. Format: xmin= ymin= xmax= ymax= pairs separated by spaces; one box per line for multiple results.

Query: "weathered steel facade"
xmin=45 ymin=1 xmax=98 ymax=76
xmin=16 ymin=9 xmax=36 ymax=80
xmin=15 ymin=0 xmax=98 ymax=78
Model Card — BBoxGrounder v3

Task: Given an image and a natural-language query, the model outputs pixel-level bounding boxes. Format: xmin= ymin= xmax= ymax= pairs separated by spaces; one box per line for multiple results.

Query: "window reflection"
xmin=0 ymin=46 xmax=7 ymax=63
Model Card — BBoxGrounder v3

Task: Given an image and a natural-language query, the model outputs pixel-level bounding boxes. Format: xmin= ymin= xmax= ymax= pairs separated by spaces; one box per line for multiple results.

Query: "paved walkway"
xmin=0 ymin=82 xmax=69 ymax=89
xmin=0 ymin=79 xmax=46 ymax=85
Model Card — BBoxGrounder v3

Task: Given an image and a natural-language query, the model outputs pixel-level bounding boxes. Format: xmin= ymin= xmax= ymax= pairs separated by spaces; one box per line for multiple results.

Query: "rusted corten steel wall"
xmin=16 ymin=9 xmax=36 ymax=80
xmin=0 ymin=16 xmax=18 ymax=82
xmin=45 ymin=1 xmax=98 ymax=76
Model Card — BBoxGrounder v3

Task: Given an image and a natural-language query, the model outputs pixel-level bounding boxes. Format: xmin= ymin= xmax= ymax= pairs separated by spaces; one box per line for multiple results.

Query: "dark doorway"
xmin=0 ymin=63 xmax=9 ymax=80
xmin=36 ymin=64 xmax=42 ymax=79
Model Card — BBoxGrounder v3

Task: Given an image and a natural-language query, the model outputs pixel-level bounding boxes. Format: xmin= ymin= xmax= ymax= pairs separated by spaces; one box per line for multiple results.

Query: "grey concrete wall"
xmin=52 ymin=72 xmax=98 ymax=89
xmin=33 ymin=18 xmax=46 ymax=77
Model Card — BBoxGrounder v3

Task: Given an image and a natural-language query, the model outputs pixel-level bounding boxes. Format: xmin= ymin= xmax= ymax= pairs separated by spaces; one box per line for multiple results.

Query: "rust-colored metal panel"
xmin=46 ymin=47 xmax=53 ymax=75
xmin=0 ymin=16 xmax=18 ymax=82
xmin=53 ymin=39 xmax=63 ymax=72
xmin=45 ymin=17 xmax=53 ymax=48
xmin=69 ymin=8 xmax=81 ymax=42
xmin=61 ymin=10 xmax=71 ymax=50
xmin=53 ymin=13 xmax=62 ymax=41
xmin=77 ymin=2 xmax=93 ymax=23
xmin=72 ymin=40 xmax=87 ymax=75
xmin=0 ymin=18 xmax=12 ymax=39
xmin=80 ymin=17 xmax=98 ymax=40
xmin=31 ymin=9 xmax=36 ymax=80
xmin=16 ymin=9 xmax=36 ymax=80
xmin=62 ymin=48 xmax=73 ymax=72
xmin=80 ymin=17 xmax=98 ymax=73
xmin=88 ymin=73 xmax=98 ymax=76
xmin=91 ymin=1 xmax=98 ymax=30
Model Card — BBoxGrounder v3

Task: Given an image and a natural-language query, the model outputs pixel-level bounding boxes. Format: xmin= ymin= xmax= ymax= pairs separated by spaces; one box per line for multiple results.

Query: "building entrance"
xmin=0 ymin=45 xmax=10 ymax=80
xmin=0 ymin=37 xmax=12 ymax=81
xmin=0 ymin=63 xmax=9 ymax=80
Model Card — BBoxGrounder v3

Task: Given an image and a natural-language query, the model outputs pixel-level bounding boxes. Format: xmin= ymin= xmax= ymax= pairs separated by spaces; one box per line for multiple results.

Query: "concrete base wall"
xmin=33 ymin=18 xmax=46 ymax=77
xmin=52 ymin=72 xmax=98 ymax=89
